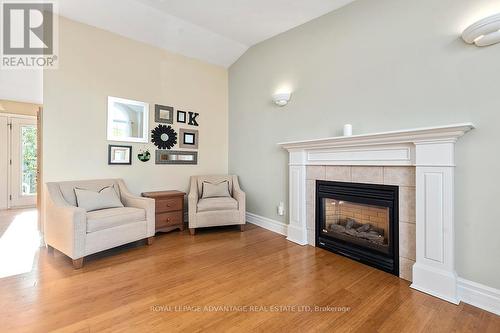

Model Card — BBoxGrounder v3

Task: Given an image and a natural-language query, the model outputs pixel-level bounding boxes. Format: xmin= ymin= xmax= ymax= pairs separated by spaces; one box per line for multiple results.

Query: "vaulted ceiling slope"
xmin=59 ymin=0 xmax=356 ymax=68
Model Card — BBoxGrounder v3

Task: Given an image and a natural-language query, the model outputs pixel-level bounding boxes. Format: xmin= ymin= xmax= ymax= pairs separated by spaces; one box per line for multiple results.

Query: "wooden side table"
xmin=141 ymin=190 xmax=185 ymax=233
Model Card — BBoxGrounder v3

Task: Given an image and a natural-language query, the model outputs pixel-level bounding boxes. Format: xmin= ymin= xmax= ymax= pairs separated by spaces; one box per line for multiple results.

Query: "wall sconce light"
xmin=272 ymin=92 xmax=291 ymax=106
xmin=462 ymin=13 xmax=500 ymax=47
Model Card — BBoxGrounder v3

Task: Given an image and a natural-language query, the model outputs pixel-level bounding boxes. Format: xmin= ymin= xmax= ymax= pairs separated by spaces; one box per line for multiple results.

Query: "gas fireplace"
xmin=316 ymin=180 xmax=399 ymax=275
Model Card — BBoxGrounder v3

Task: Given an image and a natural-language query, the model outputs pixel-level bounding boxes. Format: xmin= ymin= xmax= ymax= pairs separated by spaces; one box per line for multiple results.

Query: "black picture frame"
xmin=108 ymin=145 xmax=132 ymax=165
xmin=177 ymin=110 xmax=187 ymax=123
xmin=184 ymin=133 xmax=195 ymax=144
xmin=155 ymin=104 xmax=174 ymax=124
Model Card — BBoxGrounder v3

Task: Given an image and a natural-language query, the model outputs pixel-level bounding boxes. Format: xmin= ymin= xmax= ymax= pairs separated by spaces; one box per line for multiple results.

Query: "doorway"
xmin=0 ymin=115 xmax=38 ymax=209
xmin=0 ymin=108 xmax=41 ymax=279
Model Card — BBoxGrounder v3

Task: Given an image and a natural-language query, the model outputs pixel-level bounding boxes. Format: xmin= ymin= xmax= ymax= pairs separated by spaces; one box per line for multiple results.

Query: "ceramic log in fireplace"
xmin=316 ymin=180 xmax=399 ymax=275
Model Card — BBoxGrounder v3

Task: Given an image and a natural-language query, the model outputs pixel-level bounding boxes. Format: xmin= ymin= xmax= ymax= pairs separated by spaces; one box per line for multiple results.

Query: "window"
xmin=21 ymin=125 xmax=37 ymax=195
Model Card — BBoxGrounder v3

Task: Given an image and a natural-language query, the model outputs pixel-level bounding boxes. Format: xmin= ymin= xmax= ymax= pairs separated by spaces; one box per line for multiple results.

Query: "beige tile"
xmin=399 ymin=186 xmax=416 ymax=223
xmin=351 ymin=166 xmax=383 ymax=184
xmin=399 ymin=257 xmax=415 ymax=282
xmin=399 ymin=222 xmax=416 ymax=261
xmin=306 ymin=180 xmax=315 ymax=229
xmin=306 ymin=180 xmax=315 ymax=205
xmin=384 ymin=167 xmax=416 ymax=186
xmin=306 ymin=166 xmax=326 ymax=180
xmin=326 ymin=166 xmax=351 ymax=182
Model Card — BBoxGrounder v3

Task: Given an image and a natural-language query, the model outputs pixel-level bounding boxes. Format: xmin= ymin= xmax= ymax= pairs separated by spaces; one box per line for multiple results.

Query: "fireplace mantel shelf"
xmin=278 ymin=123 xmax=474 ymax=150
xmin=279 ymin=123 xmax=475 ymax=305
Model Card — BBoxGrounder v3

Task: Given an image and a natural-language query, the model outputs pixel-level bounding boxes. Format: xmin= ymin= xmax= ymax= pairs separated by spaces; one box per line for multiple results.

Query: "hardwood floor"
xmin=0 ymin=213 xmax=498 ymax=332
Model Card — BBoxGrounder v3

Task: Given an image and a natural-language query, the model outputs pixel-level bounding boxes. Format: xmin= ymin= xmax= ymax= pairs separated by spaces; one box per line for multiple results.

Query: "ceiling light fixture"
xmin=462 ymin=13 xmax=500 ymax=47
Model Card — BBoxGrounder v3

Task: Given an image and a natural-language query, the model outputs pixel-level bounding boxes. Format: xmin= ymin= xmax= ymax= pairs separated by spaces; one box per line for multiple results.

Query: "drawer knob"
xmin=167 ymin=218 xmax=170 ymax=222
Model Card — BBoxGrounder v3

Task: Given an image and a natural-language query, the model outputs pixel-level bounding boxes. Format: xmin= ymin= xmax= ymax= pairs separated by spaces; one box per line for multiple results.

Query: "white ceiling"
xmin=59 ymin=0 xmax=356 ymax=68
xmin=58 ymin=0 xmax=248 ymax=68
xmin=138 ymin=0 xmax=356 ymax=47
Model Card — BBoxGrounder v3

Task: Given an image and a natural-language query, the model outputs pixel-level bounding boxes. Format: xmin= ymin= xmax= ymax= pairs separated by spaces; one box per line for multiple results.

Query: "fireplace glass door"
xmin=316 ymin=180 xmax=399 ymax=275
xmin=321 ymin=199 xmax=390 ymax=255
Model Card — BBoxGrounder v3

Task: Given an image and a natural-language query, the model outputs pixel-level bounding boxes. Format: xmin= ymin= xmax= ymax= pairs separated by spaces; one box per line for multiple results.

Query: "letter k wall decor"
xmin=188 ymin=112 xmax=199 ymax=126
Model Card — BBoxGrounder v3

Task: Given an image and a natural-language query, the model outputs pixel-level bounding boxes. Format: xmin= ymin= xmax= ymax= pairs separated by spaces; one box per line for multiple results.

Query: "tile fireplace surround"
xmin=278 ymin=123 xmax=474 ymax=304
xmin=308 ymin=166 xmax=415 ymax=281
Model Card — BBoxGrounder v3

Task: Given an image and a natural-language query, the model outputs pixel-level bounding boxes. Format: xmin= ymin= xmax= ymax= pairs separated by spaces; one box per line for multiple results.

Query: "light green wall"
xmin=229 ymin=0 xmax=500 ymax=289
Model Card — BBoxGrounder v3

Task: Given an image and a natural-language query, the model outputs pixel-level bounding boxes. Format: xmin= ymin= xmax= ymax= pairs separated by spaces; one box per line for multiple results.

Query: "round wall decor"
xmin=137 ymin=149 xmax=151 ymax=162
xmin=151 ymin=125 xmax=177 ymax=150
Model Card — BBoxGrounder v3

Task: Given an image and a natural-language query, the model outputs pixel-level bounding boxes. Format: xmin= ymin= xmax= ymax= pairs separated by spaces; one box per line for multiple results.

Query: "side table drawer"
xmin=156 ymin=198 xmax=183 ymax=213
xmin=156 ymin=211 xmax=183 ymax=228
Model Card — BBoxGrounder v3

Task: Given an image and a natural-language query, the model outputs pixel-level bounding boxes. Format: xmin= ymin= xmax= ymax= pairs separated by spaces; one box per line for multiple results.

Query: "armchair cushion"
xmin=74 ymin=185 xmax=124 ymax=212
xmin=197 ymin=197 xmax=238 ymax=213
xmin=58 ymin=180 xmax=122 ymax=207
xmin=197 ymin=176 xmax=233 ymax=198
xmin=86 ymin=207 xmax=145 ymax=233
xmin=201 ymin=180 xmax=230 ymax=199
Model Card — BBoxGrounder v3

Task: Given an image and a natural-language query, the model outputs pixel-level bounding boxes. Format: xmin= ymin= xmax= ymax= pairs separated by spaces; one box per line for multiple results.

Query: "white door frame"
xmin=0 ymin=115 xmax=8 ymax=210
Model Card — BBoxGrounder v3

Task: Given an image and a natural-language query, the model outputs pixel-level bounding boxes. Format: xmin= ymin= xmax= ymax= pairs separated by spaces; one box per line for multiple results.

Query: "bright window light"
xmin=0 ymin=210 xmax=40 ymax=278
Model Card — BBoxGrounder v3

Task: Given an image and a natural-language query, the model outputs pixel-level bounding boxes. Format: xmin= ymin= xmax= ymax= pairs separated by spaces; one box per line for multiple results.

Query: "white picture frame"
xmin=107 ymin=96 xmax=149 ymax=143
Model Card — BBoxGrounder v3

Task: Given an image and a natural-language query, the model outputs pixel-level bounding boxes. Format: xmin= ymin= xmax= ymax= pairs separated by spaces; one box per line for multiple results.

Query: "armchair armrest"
xmin=188 ymin=177 xmax=199 ymax=227
xmin=233 ymin=189 xmax=246 ymax=206
xmin=117 ymin=180 xmax=155 ymax=237
xmin=44 ymin=183 xmax=87 ymax=259
xmin=188 ymin=177 xmax=198 ymax=202
xmin=232 ymin=176 xmax=246 ymax=224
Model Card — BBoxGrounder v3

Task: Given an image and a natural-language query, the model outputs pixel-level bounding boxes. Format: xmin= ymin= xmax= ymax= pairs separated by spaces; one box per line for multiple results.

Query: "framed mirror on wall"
xmin=107 ymin=96 xmax=149 ymax=143
xmin=108 ymin=145 xmax=132 ymax=165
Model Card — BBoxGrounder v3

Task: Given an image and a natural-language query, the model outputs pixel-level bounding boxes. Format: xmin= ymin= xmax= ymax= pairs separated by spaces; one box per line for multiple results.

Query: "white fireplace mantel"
xmin=278 ymin=123 xmax=474 ymax=304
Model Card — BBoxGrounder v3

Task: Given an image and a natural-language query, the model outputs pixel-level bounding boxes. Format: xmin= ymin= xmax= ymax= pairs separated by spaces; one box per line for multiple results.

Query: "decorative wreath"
xmin=151 ymin=125 xmax=177 ymax=150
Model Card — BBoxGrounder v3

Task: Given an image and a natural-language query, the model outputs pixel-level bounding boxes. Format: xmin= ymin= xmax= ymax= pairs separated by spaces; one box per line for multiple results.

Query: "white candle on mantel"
xmin=343 ymin=124 xmax=353 ymax=136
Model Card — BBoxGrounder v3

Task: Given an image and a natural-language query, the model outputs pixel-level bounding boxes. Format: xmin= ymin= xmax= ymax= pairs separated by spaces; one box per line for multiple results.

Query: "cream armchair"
xmin=188 ymin=175 xmax=246 ymax=234
xmin=44 ymin=179 xmax=155 ymax=268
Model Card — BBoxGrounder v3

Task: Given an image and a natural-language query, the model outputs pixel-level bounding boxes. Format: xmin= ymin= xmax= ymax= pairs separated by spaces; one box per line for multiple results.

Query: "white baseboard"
xmin=411 ymin=263 xmax=459 ymax=304
xmin=458 ymin=278 xmax=500 ymax=315
xmin=246 ymin=212 xmax=288 ymax=236
xmin=286 ymin=224 xmax=308 ymax=245
xmin=245 ymin=211 xmax=500 ymax=316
